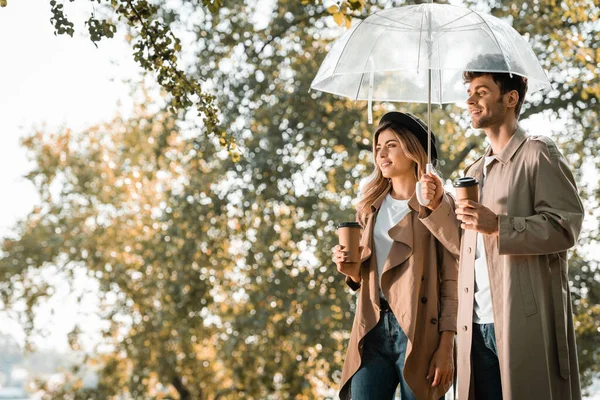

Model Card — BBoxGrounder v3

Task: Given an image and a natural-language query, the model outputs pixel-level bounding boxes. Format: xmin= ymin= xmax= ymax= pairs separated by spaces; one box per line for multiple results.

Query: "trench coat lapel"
xmin=359 ymin=188 xmax=390 ymax=263
xmin=359 ymin=216 xmax=373 ymax=264
xmin=359 ymin=190 xmax=418 ymax=271
xmin=468 ymin=152 xmax=486 ymax=200
xmin=383 ymin=195 xmax=419 ymax=274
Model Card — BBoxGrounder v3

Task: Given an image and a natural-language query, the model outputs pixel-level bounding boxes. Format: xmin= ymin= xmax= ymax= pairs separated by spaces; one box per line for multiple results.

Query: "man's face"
xmin=466 ymin=75 xmax=509 ymax=129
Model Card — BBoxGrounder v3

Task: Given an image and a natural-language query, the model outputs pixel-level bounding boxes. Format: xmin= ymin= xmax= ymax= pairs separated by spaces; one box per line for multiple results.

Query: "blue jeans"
xmin=350 ymin=306 xmax=417 ymax=400
xmin=471 ymin=323 xmax=502 ymax=400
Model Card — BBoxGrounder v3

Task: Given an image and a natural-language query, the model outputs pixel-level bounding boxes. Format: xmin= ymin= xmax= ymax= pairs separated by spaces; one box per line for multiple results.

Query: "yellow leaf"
xmin=333 ymin=12 xmax=344 ymax=26
xmin=327 ymin=5 xmax=338 ymax=14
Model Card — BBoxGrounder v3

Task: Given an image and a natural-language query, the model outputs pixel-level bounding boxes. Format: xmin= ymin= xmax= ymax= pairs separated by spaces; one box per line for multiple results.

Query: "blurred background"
xmin=0 ymin=0 xmax=598 ymax=398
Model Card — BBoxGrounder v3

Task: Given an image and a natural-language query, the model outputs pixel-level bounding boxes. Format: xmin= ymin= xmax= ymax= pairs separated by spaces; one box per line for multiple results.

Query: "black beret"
xmin=378 ymin=111 xmax=438 ymax=163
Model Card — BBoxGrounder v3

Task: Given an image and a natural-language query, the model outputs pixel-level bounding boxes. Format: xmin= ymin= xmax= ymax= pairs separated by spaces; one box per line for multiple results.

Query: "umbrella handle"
xmin=416 ymin=163 xmax=434 ymax=207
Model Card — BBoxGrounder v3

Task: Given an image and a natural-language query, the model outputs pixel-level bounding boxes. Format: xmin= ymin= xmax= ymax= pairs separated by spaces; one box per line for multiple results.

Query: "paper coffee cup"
xmin=453 ymin=177 xmax=479 ymax=203
xmin=337 ymin=222 xmax=361 ymax=264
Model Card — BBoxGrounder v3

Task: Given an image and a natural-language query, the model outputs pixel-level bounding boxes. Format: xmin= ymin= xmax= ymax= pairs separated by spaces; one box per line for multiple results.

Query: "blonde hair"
xmin=356 ymin=122 xmax=429 ymax=226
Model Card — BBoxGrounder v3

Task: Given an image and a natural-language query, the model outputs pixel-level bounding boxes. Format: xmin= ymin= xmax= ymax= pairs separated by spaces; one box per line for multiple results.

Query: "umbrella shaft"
xmin=427 ymin=4 xmax=432 ymax=166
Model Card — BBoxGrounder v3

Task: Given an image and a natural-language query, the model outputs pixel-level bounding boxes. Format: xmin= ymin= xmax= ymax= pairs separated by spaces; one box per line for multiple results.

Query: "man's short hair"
xmin=462 ymin=54 xmax=529 ymax=119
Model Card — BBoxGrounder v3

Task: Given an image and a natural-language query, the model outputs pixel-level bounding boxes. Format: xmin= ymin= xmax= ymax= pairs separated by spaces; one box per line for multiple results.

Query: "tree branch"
xmin=171 ymin=375 xmax=193 ymax=400
xmin=125 ymin=0 xmax=206 ymax=85
xmin=440 ymin=138 xmax=481 ymax=177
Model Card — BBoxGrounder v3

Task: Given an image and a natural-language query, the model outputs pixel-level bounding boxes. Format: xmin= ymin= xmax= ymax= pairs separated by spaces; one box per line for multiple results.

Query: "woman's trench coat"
xmin=422 ymin=128 xmax=584 ymax=400
xmin=339 ymin=191 xmax=460 ymax=400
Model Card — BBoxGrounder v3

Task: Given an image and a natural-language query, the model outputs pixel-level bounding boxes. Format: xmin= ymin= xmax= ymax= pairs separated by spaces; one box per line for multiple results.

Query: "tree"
xmin=0 ymin=106 xmax=233 ymax=398
xmin=0 ymin=0 xmax=598 ymax=398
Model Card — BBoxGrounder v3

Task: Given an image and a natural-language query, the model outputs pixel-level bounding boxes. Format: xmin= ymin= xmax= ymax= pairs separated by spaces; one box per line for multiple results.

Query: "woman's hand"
xmin=427 ymin=331 xmax=455 ymax=388
xmin=332 ymin=245 xmax=361 ymax=283
xmin=420 ymin=172 xmax=444 ymax=210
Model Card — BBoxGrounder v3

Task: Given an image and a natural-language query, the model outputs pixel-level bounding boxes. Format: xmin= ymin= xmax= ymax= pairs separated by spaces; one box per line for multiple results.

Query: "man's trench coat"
xmin=420 ymin=127 xmax=584 ymax=400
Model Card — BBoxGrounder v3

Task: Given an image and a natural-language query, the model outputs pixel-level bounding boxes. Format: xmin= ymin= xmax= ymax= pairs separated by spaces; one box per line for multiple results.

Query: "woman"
xmin=333 ymin=112 xmax=460 ymax=400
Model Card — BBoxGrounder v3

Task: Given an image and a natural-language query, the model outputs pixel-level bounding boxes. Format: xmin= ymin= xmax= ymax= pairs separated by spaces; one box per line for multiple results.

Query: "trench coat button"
xmin=421 ymin=296 xmax=428 ymax=304
xmin=514 ymin=218 xmax=526 ymax=232
xmin=430 ymin=318 xmax=437 ymax=325
xmin=467 ymin=247 xmax=472 ymax=254
xmin=462 ymin=325 xmax=468 ymax=331
xmin=464 ymin=287 xmax=469 ymax=293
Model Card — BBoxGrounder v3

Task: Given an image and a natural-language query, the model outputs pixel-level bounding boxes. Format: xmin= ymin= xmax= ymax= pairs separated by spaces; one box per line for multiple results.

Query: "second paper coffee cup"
xmin=453 ymin=177 xmax=480 ymax=203
xmin=337 ymin=222 xmax=361 ymax=264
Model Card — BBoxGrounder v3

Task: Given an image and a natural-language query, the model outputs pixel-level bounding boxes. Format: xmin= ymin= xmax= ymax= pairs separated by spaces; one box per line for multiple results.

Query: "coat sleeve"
xmin=418 ymin=192 xmax=461 ymax=259
xmin=498 ymin=138 xmax=584 ymax=255
xmin=437 ymin=239 xmax=458 ymax=332
xmin=344 ymin=276 xmax=361 ymax=291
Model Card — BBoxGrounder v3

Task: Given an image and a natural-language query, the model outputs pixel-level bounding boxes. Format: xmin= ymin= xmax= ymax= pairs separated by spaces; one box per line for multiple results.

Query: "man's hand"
xmin=419 ymin=172 xmax=444 ymax=210
xmin=455 ymin=199 xmax=499 ymax=235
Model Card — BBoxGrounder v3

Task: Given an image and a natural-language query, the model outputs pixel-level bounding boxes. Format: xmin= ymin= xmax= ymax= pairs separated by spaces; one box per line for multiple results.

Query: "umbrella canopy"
xmin=311 ymin=3 xmax=550 ymax=206
xmin=311 ymin=3 xmax=550 ymax=105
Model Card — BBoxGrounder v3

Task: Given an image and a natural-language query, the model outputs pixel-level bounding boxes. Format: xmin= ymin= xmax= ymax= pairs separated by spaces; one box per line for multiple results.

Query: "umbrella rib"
xmin=369 ymin=9 xmax=422 ymax=30
xmin=330 ymin=6 xmax=403 ymax=78
xmin=354 ymin=27 xmax=390 ymax=101
xmin=438 ymin=22 xmax=487 ymax=32
xmin=361 ymin=22 xmax=484 ymax=33
xmin=361 ymin=21 xmax=423 ymax=32
xmin=330 ymin=21 xmax=365 ymax=78
xmin=436 ymin=9 xmax=477 ymax=31
xmin=430 ymin=24 xmax=486 ymax=46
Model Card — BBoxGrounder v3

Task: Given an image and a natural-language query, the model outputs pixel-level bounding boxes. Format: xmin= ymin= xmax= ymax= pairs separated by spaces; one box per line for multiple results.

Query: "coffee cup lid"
xmin=338 ymin=222 xmax=361 ymax=229
xmin=453 ymin=177 xmax=479 ymax=188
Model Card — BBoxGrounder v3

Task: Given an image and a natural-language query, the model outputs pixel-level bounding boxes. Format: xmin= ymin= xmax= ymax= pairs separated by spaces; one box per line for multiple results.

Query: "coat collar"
xmin=487 ymin=125 xmax=528 ymax=165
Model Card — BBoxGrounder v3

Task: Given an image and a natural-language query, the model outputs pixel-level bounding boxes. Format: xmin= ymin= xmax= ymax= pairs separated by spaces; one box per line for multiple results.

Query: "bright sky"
xmin=0 ymin=0 xmax=139 ymax=352
xmin=0 ymin=0 xmax=140 ymax=238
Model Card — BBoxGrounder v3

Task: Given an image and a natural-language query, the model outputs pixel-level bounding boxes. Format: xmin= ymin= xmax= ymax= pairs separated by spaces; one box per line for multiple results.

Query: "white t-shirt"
xmin=373 ymin=193 xmax=411 ymax=298
xmin=473 ymin=155 xmax=497 ymax=324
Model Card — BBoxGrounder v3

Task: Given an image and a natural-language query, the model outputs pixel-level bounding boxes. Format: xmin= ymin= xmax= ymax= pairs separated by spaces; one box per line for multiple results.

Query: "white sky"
xmin=0 ymin=0 xmax=140 ymax=238
xmin=0 ymin=0 xmax=139 ymax=352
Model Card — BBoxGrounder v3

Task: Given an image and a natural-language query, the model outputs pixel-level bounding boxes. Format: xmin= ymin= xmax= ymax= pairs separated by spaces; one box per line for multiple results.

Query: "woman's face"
xmin=375 ymin=129 xmax=415 ymax=179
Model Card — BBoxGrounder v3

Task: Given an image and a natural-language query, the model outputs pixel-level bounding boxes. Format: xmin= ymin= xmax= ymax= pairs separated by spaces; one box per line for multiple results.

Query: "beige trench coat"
xmin=423 ymin=127 xmax=584 ymax=400
xmin=339 ymin=191 xmax=460 ymax=400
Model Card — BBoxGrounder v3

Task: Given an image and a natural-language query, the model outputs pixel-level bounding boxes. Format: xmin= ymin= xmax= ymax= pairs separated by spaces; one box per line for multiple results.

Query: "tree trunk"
xmin=172 ymin=376 xmax=194 ymax=400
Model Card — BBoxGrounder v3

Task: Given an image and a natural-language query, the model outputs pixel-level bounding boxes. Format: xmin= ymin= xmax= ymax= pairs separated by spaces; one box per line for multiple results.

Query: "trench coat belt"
xmin=549 ymin=257 xmax=570 ymax=379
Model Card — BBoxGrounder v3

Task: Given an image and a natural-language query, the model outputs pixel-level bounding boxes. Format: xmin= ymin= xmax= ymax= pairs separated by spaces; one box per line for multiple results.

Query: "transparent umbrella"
xmin=310 ymin=3 xmax=550 ymax=205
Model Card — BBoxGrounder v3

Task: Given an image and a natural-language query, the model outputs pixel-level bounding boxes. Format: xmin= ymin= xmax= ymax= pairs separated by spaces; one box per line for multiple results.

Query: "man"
xmin=418 ymin=54 xmax=584 ymax=400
